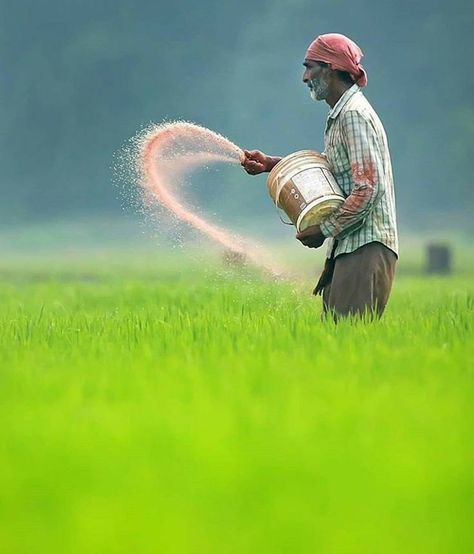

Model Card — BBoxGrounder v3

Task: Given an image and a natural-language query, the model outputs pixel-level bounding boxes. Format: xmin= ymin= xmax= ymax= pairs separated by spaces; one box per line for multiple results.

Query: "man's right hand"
xmin=241 ymin=149 xmax=272 ymax=175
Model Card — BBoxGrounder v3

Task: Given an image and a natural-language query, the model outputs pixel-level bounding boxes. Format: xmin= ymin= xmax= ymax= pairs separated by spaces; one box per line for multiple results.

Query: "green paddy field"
xmin=0 ymin=247 xmax=472 ymax=553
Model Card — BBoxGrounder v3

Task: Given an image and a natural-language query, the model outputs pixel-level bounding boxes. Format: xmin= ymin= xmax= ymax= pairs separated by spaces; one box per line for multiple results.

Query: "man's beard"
xmin=309 ymin=76 xmax=329 ymax=101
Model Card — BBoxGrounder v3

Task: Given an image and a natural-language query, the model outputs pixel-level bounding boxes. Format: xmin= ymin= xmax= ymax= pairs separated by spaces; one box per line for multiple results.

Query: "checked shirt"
xmin=319 ymin=84 xmax=399 ymax=258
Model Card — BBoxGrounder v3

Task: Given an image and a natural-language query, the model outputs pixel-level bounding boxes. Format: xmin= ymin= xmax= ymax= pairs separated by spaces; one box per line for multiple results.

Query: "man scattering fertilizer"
xmin=242 ymin=33 xmax=399 ymax=320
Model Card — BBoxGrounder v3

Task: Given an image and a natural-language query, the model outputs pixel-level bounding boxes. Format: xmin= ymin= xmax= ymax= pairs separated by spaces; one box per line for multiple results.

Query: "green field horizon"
xmin=1 ymin=249 xmax=472 ymax=553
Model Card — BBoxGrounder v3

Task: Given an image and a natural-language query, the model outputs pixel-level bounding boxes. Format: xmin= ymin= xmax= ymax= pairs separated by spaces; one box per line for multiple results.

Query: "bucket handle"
xmin=277 ymin=208 xmax=293 ymax=226
xmin=273 ymin=175 xmax=293 ymax=226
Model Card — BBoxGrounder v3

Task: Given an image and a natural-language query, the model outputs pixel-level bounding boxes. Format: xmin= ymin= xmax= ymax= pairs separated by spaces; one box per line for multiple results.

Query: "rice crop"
xmin=0 ymin=256 xmax=472 ymax=554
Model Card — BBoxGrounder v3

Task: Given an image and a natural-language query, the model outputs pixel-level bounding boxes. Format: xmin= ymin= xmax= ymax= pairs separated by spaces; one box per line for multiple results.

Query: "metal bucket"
xmin=267 ymin=150 xmax=344 ymax=232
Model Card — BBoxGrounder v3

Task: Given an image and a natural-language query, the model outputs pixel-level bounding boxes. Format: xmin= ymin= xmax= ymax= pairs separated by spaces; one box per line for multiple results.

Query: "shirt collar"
xmin=327 ymin=84 xmax=360 ymax=120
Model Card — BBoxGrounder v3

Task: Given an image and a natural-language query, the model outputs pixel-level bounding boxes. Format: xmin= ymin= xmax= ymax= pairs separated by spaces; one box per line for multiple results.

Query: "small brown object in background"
xmin=426 ymin=243 xmax=452 ymax=274
xmin=222 ymin=249 xmax=247 ymax=267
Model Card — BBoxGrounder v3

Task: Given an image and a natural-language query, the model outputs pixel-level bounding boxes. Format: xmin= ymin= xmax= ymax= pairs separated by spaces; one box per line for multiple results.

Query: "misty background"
xmin=0 ymin=0 xmax=473 ymax=251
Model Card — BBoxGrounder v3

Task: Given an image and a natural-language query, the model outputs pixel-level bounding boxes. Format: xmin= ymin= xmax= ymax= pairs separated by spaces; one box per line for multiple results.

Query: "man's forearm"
xmin=320 ymin=183 xmax=379 ymax=239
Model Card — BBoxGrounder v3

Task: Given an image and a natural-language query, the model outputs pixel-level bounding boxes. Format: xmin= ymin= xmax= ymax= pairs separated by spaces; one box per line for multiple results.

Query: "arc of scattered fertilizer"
xmin=138 ymin=122 xmax=285 ymax=276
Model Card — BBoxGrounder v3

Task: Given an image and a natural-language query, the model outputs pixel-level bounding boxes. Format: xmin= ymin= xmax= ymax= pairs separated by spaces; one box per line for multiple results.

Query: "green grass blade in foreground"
xmin=0 ymin=268 xmax=472 ymax=554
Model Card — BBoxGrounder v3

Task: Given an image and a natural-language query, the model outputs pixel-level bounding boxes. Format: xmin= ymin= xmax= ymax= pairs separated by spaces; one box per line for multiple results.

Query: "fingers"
xmin=242 ymin=149 xmax=265 ymax=162
xmin=299 ymin=238 xmax=316 ymax=248
xmin=297 ymin=234 xmax=318 ymax=244
xmin=242 ymin=158 xmax=265 ymax=175
xmin=296 ymin=234 xmax=325 ymax=248
xmin=241 ymin=149 xmax=268 ymax=175
xmin=296 ymin=225 xmax=320 ymax=239
xmin=244 ymin=162 xmax=265 ymax=175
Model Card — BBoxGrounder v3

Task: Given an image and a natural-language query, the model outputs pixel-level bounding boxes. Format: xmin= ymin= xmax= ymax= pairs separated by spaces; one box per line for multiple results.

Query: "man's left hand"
xmin=296 ymin=224 xmax=325 ymax=248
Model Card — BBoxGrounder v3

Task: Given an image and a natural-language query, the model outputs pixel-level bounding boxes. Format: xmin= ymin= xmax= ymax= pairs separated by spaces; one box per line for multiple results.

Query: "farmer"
xmin=241 ymin=33 xmax=398 ymax=320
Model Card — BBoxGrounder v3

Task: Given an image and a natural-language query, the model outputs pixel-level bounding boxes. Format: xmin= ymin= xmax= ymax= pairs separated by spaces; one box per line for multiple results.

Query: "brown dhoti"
xmin=321 ymin=241 xmax=397 ymax=319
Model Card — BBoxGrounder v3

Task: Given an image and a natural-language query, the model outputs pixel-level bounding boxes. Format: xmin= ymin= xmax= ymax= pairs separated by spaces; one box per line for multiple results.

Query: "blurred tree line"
xmin=0 ymin=0 xmax=472 ymax=228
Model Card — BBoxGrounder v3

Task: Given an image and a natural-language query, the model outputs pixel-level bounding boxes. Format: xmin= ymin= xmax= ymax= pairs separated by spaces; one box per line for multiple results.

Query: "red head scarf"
xmin=305 ymin=33 xmax=368 ymax=87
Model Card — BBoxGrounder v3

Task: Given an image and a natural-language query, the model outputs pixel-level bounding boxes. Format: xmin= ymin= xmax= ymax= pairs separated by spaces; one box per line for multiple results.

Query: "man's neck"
xmin=325 ymin=82 xmax=353 ymax=109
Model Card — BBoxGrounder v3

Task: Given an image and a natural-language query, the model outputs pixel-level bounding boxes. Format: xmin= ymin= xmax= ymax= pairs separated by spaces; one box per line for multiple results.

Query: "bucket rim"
xmin=268 ymin=149 xmax=327 ymax=182
xmin=296 ymin=195 xmax=345 ymax=232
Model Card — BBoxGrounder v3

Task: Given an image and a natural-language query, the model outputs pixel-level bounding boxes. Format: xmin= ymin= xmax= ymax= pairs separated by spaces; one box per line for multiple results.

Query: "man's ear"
xmin=326 ymin=66 xmax=336 ymax=83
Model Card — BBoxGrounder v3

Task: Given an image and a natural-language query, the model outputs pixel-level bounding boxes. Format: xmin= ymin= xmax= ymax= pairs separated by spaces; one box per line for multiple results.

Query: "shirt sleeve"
xmin=320 ymin=110 xmax=386 ymax=239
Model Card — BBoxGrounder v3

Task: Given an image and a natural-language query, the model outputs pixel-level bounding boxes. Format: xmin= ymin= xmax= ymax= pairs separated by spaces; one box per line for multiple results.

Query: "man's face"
xmin=303 ymin=60 xmax=330 ymax=101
